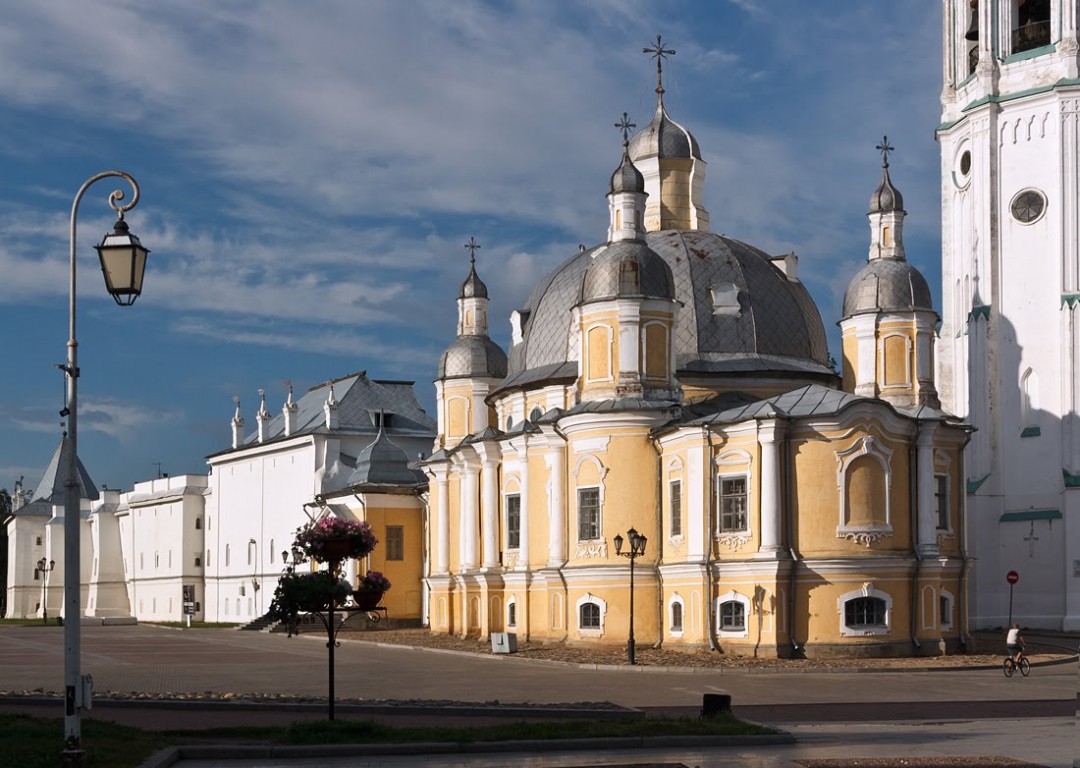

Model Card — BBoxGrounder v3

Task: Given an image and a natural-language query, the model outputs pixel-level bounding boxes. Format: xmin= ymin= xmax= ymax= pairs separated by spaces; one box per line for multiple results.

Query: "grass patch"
xmin=1 ymin=710 xmax=772 ymax=766
xmin=0 ymin=618 xmax=56 ymax=627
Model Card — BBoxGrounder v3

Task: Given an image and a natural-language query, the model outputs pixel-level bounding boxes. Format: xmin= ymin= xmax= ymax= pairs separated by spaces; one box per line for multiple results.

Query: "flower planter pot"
xmin=352 ymin=589 xmax=385 ymax=610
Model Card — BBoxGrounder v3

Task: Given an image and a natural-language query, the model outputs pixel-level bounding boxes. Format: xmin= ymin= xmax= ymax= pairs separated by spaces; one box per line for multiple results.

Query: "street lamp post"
xmin=613 ymin=527 xmax=647 ymax=665
xmin=62 ymin=171 xmax=149 ymax=767
xmin=37 ymin=557 xmax=55 ymax=624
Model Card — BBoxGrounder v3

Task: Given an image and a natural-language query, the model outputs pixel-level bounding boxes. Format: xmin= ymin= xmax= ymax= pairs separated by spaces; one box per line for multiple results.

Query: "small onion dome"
xmin=347 ymin=427 xmax=424 ymax=486
xmin=628 ymin=100 xmax=702 ymax=161
xmin=869 ymin=165 xmax=904 ymax=213
xmin=459 ymin=262 xmax=488 ymax=299
xmin=842 ymin=258 xmax=934 ymax=318
xmin=610 ymin=148 xmax=645 ymax=195
xmin=581 ymin=241 xmax=674 ymax=303
xmin=438 ymin=335 xmax=508 ymax=379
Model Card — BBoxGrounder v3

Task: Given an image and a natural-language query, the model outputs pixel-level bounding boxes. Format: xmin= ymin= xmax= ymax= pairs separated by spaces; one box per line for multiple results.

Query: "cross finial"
xmin=615 ymin=112 xmax=636 ymax=144
xmin=876 ymin=135 xmax=895 ymax=168
xmin=643 ymin=35 xmax=676 ymax=96
xmin=464 ymin=236 xmax=481 ymax=266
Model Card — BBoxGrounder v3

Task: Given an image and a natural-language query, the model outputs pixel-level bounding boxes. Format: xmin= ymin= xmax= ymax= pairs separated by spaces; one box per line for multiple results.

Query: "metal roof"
xmin=842 ymin=258 xmax=935 ymax=318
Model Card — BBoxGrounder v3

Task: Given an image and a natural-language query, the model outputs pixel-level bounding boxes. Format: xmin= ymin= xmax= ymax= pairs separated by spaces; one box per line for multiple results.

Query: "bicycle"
xmin=1002 ymin=654 xmax=1030 ymax=677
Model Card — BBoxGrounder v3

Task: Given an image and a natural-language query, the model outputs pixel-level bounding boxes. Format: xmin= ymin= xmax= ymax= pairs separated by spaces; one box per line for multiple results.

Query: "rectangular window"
xmin=385 ymin=525 xmax=405 ymax=561
xmin=578 ymin=487 xmax=600 ymax=541
xmin=669 ymin=480 xmax=682 ymax=537
xmin=505 ymin=494 xmax=521 ymax=549
xmin=718 ymin=476 xmax=748 ymax=533
xmin=845 ymin=597 xmax=887 ymax=628
xmin=935 ymin=474 xmax=949 ymax=530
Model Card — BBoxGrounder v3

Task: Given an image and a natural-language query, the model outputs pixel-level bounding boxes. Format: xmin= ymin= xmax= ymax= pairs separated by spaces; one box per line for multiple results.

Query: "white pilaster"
xmin=757 ymin=420 xmax=786 ymax=556
xmin=917 ymin=425 xmax=939 ymax=557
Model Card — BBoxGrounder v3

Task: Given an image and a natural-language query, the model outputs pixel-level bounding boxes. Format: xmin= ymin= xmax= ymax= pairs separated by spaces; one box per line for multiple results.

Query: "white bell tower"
xmin=938 ymin=0 xmax=1080 ymax=630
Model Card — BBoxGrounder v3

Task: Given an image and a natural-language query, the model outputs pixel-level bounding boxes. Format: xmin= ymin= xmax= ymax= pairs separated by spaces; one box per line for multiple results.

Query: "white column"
xmin=546 ymin=440 xmax=567 ymax=567
xmin=757 ymin=420 xmax=785 ymax=555
xmin=855 ymin=319 xmax=877 ymax=397
xmin=916 ymin=425 xmax=939 ymax=557
xmin=461 ymin=461 xmax=479 ymax=570
xmin=516 ymin=439 xmax=530 ymax=569
xmin=435 ymin=470 xmax=449 ymax=574
xmin=480 ymin=455 xmax=499 ymax=569
xmin=686 ymin=442 xmax=706 ymax=560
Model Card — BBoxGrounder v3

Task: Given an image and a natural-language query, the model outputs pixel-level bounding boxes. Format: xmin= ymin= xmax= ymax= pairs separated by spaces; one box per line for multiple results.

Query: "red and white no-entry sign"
xmin=1007 ymin=570 xmax=1019 ymax=585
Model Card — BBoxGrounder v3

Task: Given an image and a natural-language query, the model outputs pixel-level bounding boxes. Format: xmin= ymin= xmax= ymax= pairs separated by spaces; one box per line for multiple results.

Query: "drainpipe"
xmin=909 ymin=441 xmax=922 ymax=652
xmin=649 ymin=433 xmax=664 ymax=649
xmin=785 ymin=434 xmax=800 ymax=655
xmin=704 ymin=425 xmax=718 ymax=651
xmin=553 ymin=422 xmax=571 ymax=642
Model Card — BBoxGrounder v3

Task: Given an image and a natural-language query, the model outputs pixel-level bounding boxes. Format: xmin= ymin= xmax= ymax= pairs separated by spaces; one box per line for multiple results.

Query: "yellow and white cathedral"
xmin=422 ymin=78 xmax=971 ymax=658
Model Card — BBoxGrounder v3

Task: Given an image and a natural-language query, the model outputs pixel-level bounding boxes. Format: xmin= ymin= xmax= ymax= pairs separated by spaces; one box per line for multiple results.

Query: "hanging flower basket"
xmin=293 ymin=517 xmax=378 ymax=563
xmin=268 ymin=571 xmax=352 ymax=624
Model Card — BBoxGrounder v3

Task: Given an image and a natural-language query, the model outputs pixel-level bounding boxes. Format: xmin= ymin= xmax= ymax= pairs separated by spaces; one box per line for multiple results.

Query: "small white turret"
xmin=231 ymin=397 xmax=245 ymax=449
xmin=256 ymin=388 xmax=271 ymax=443
xmin=282 ymin=382 xmax=298 ymax=436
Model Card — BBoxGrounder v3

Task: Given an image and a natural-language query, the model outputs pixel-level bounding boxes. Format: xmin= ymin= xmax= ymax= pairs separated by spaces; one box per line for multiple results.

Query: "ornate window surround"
xmin=939 ymin=588 xmax=954 ymax=631
xmin=506 ymin=596 xmax=517 ymax=628
xmin=716 ymin=589 xmax=751 ymax=639
xmin=576 ymin=592 xmax=606 ymax=637
xmin=714 ymin=449 xmax=752 ymax=549
xmin=583 ymin=322 xmax=615 ymax=384
xmin=838 ymin=582 xmax=892 ymax=637
xmin=669 ymin=593 xmax=685 ymax=635
xmin=835 ymin=436 xmax=894 ymax=546
xmin=879 ymin=332 xmax=912 ymax=388
xmin=574 ymin=454 xmax=609 ymax=556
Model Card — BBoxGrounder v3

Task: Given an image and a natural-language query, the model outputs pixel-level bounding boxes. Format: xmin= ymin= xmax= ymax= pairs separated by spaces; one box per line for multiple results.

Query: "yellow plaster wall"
xmin=586 ymin=324 xmax=614 ymax=382
xmin=841 ymin=330 xmax=858 ymax=393
xmin=361 ymin=502 xmax=423 ymax=619
xmin=643 ymin=322 xmax=669 ymax=379
xmin=882 ymin=333 xmax=911 ymax=388
xmin=526 ymin=451 xmax=550 ymax=569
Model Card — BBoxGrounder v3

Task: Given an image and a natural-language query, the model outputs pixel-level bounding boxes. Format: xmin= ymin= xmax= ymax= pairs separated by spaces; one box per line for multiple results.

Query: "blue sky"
xmin=0 ymin=0 xmax=943 ymax=493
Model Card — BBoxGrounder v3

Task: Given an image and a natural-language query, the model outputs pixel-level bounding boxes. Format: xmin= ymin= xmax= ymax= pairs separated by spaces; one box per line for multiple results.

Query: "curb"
xmin=140 ymin=732 xmax=796 ymax=768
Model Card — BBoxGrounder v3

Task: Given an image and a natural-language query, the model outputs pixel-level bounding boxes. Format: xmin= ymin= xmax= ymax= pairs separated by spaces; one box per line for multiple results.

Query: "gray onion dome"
xmin=438 ymin=335 xmax=508 ymax=379
xmin=581 ymin=241 xmax=674 ymax=303
xmin=610 ymin=148 xmax=645 ymax=194
xmin=869 ymin=166 xmax=904 ymax=213
xmin=459 ymin=263 xmax=488 ymax=299
xmin=628 ymin=100 xmax=701 ymax=161
xmin=842 ymin=259 xmax=934 ymax=318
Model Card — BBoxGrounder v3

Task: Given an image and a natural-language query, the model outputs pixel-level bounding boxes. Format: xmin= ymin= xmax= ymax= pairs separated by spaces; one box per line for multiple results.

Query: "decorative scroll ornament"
xmin=504 ymin=552 xmax=519 ymax=570
xmin=577 ymin=541 xmax=608 ymax=558
xmin=839 ymin=529 xmax=891 ymax=548
xmin=717 ymin=533 xmax=751 ymax=551
xmin=936 ymin=532 xmax=957 ymax=546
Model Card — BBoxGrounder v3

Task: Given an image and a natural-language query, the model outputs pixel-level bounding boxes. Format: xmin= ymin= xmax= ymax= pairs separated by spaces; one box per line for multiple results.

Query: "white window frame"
xmin=669 ymin=479 xmax=683 ymax=539
xmin=669 ymin=594 xmax=685 ymax=636
xmin=576 ymin=593 xmax=606 ymax=637
xmin=577 ymin=486 xmax=602 ymax=542
xmin=836 ymin=436 xmax=894 ymax=543
xmin=717 ymin=474 xmax=749 ymax=534
xmin=716 ymin=590 xmax=751 ymax=638
xmin=506 ymin=597 xmax=517 ymax=629
xmin=940 ymin=589 xmax=955 ymax=631
xmin=934 ymin=473 xmax=950 ymax=531
xmin=838 ymin=583 xmax=892 ymax=637
xmin=505 ymin=493 xmax=521 ymax=550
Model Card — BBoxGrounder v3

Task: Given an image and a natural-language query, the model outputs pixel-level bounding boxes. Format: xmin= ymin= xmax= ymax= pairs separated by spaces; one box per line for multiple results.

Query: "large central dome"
xmin=498 ymin=229 xmax=832 ymax=393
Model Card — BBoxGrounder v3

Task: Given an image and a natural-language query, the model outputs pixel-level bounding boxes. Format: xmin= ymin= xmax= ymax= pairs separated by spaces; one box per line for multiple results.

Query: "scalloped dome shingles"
xmin=501 ymin=230 xmax=832 ymax=390
xmin=842 ymin=259 xmax=935 ymax=318
xmin=438 ymin=335 xmax=508 ymax=379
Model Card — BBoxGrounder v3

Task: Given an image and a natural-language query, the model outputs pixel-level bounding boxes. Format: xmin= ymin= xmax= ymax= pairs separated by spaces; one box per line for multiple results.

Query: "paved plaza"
xmin=0 ymin=624 xmax=1076 ymax=767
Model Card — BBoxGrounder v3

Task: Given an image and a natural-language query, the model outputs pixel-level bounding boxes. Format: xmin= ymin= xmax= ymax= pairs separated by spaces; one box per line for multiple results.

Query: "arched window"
xmin=1011 ymin=0 xmax=1050 ymax=55
xmin=529 ymin=406 xmax=542 ymax=422
xmin=1021 ymin=368 xmax=1040 ymax=436
xmin=670 ymin=600 xmax=683 ymax=632
xmin=195 ymin=517 xmax=202 ymax=530
xmin=505 ymin=415 xmax=513 ymax=431
xmin=720 ymin=600 xmax=745 ymax=631
xmin=507 ymin=599 xmax=517 ymax=628
xmin=225 ymin=544 xmax=231 ymax=567
xmin=575 ymin=593 xmax=606 ymax=636
xmin=579 ymin=602 xmax=601 ymax=629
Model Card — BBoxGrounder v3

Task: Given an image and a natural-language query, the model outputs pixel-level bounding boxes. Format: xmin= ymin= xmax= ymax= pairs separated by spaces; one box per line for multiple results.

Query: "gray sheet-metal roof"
xmin=22 ymin=436 xmax=99 ymax=507
xmin=438 ymin=335 xmax=508 ymax=380
xmin=842 ymin=258 xmax=935 ymax=318
xmin=235 ymin=372 xmax=436 ymax=450
xmin=497 ymin=230 xmax=833 ymax=397
xmin=345 ymin=428 xmax=426 ymax=487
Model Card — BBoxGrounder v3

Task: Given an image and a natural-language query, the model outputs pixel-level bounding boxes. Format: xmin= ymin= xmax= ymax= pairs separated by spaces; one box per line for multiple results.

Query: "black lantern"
xmin=95 ymin=217 xmax=149 ymax=306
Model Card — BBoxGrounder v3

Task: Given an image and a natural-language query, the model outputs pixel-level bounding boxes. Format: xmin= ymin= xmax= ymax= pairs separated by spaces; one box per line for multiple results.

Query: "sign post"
xmin=1006 ymin=570 xmax=1019 ymax=627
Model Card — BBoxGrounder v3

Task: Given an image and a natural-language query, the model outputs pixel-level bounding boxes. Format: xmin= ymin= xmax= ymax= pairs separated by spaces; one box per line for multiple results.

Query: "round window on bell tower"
xmin=1010 ymin=189 xmax=1046 ymax=224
